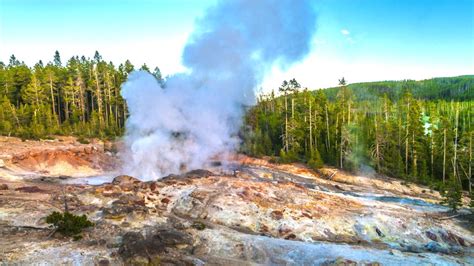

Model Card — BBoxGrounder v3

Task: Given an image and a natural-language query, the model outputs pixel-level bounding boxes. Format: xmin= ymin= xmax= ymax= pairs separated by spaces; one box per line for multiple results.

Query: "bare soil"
xmin=0 ymin=136 xmax=116 ymax=179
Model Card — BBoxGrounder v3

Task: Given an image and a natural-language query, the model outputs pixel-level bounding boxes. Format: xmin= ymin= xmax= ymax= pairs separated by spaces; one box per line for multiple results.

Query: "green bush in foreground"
xmin=45 ymin=211 xmax=93 ymax=239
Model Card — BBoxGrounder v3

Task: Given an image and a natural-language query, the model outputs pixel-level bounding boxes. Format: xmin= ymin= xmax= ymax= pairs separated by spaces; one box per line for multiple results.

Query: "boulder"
xmin=162 ymin=169 xmax=214 ymax=180
xmin=184 ymin=169 xmax=214 ymax=178
xmin=270 ymin=210 xmax=284 ymax=220
xmin=322 ymin=257 xmax=357 ymax=266
xmin=374 ymin=227 xmax=384 ymax=237
xmin=440 ymin=231 xmax=466 ymax=246
xmin=0 ymin=159 xmax=5 ymax=168
xmin=102 ymin=194 xmax=146 ymax=219
xmin=118 ymin=228 xmax=193 ymax=265
xmin=15 ymin=186 xmax=44 ymax=193
xmin=97 ymin=259 xmax=110 ymax=266
xmin=404 ymin=245 xmax=423 ymax=253
xmin=112 ymin=175 xmax=142 ymax=186
xmin=113 ymin=194 xmax=146 ymax=207
xmin=389 ymin=249 xmax=403 ymax=256
xmin=118 ymin=231 xmax=163 ymax=264
xmin=152 ymin=228 xmax=193 ymax=247
xmin=425 ymin=231 xmax=437 ymax=241
xmin=425 ymin=241 xmax=448 ymax=254
xmin=0 ymin=184 xmax=8 ymax=190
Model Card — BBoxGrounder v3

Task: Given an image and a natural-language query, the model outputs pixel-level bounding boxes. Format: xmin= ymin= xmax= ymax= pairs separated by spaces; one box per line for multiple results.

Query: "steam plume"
xmin=121 ymin=0 xmax=317 ymax=180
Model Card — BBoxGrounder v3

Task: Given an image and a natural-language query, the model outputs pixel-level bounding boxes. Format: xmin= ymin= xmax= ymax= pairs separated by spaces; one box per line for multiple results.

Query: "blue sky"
xmin=0 ymin=0 xmax=472 ymax=90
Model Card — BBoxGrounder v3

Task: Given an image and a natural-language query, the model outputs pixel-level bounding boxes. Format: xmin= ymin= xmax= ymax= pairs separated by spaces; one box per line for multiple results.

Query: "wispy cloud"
xmin=341 ymin=29 xmax=350 ymax=36
xmin=341 ymin=29 xmax=355 ymax=44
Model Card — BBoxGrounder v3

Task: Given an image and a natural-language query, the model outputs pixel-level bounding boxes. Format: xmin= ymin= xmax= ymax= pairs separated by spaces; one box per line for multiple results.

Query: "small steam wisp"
xmin=121 ymin=0 xmax=317 ymax=180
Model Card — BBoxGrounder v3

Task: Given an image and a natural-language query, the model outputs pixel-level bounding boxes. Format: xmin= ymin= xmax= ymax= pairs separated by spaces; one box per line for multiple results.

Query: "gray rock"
xmin=390 ymin=249 xmax=404 ymax=256
xmin=118 ymin=231 xmax=164 ymax=261
xmin=425 ymin=241 xmax=448 ymax=254
xmin=97 ymin=258 xmax=110 ymax=266
xmin=321 ymin=257 xmax=357 ymax=266
xmin=118 ymin=228 xmax=194 ymax=264
xmin=405 ymin=245 xmax=423 ymax=253
xmin=163 ymin=169 xmax=214 ymax=180
xmin=374 ymin=227 xmax=385 ymax=237
xmin=112 ymin=175 xmax=141 ymax=185
xmin=425 ymin=231 xmax=437 ymax=241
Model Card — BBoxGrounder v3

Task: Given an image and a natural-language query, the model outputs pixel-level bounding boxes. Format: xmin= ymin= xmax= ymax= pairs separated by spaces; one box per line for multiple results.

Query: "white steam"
xmin=121 ymin=0 xmax=317 ymax=180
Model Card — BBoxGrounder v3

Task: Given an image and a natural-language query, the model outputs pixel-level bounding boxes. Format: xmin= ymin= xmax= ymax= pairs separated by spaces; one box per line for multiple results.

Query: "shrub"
xmin=45 ymin=211 xmax=93 ymax=239
xmin=440 ymin=180 xmax=463 ymax=213
xmin=307 ymin=149 xmax=324 ymax=170
xmin=76 ymin=136 xmax=90 ymax=144
xmin=278 ymin=149 xmax=298 ymax=163
xmin=268 ymin=156 xmax=278 ymax=163
xmin=191 ymin=221 xmax=206 ymax=230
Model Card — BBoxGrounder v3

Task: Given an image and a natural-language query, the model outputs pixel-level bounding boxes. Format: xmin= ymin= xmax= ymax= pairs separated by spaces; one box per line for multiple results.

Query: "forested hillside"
xmin=242 ymin=78 xmax=473 ymax=200
xmin=323 ymin=75 xmax=473 ymax=102
xmin=0 ymin=51 xmax=162 ymax=139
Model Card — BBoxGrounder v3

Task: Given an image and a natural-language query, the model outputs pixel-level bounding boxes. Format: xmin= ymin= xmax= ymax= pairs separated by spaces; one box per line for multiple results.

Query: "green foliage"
xmin=307 ymin=149 xmax=323 ymax=170
xmin=242 ymin=77 xmax=473 ymax=194
xmin=191 ymin=221 xmax=206 ymax=230
xmin=323 ymin=75 xmax=474 ymax=102
xmin=278 ymin=149 xmax=298 ymax=163
xmin=76 ymin=136 xmax=90 ymax=144
xmin=440 ymin=180 xmax=463 ymax=212
xmin=45 ymin=211 xmax=93 ymax=238
xmin=0 ymin=52 xmax=140 ymax=139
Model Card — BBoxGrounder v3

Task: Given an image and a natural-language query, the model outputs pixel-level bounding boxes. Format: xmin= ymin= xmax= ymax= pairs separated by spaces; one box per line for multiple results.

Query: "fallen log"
xmin=438 ymin=214 xmax=462 ymax=220
xmin=328 ymin=170 xmax=338 ymax=180
xmin=3 ymin=225 xmax=50 ymax=230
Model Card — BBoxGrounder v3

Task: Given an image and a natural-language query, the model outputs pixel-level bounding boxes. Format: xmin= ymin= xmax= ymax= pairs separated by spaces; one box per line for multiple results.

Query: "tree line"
xmin=242 ymin=78 xmax=473 ymax=207
xmin=1 ymin=52 xmax=472 ymax=206
xmin=0 ymin=51 xmax=163 ymax=139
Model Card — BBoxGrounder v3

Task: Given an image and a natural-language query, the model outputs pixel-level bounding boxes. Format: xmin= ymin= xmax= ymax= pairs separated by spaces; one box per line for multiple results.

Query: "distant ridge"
xmin=321 ymin=75 xmax=474 ymax=101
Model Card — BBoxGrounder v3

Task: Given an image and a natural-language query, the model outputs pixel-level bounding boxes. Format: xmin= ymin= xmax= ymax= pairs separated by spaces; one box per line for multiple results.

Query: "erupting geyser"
xmin=121 ymin=0 xmax=317 ymax=180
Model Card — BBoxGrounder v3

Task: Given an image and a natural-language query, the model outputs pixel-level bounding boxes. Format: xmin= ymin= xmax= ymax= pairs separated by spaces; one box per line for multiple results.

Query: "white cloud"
xmin=341 ymin=29 xmax=350 ymax=36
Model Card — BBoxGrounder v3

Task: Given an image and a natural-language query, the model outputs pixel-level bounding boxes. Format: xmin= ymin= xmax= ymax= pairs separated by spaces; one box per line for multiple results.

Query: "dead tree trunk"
xmin=49 ymin=74 xmax=59 ymax=127
xmin=374 ymin=115 xmax=381 ymax=171
xmin=453 ymin=103 xmax=459 ymax=181
xmin=325 ymin=104 xmax=330 ymax=151
xmin=309 ymin=100 xmax=313 ymax=151
xmin=469 ymin=131 xmax=472 ymax=193
xmin=405 ymin=100 xmax=410 ymax=176
xmin=93 ymin=65 xmax=103 ymax=128
xmin=443 ymin=128 xmax=447 ymax=184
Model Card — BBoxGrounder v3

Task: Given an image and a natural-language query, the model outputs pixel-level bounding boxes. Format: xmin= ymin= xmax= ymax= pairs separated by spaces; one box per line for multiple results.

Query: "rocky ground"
xmin=0 ymin=137 xmax=473 ymax=265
